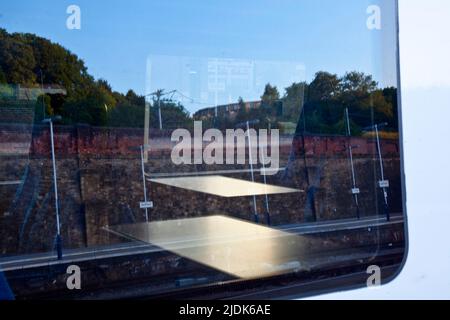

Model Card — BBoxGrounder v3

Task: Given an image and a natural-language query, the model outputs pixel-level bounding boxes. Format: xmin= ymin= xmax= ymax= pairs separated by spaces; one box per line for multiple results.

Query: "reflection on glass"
xmin=0 ymin=0 xmax=405 ymax=299
xmin=108 ymin=215 xmax=309 ymax=279
xmin=150 ymin=176 xmax=302 ymax=198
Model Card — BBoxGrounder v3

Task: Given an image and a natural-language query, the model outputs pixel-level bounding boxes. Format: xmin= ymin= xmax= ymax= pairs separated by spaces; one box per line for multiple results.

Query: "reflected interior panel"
xmin=108 ymin=215 xmax=308 ymax=279
xmin=149 ymin=176 xmax=302 ymax=197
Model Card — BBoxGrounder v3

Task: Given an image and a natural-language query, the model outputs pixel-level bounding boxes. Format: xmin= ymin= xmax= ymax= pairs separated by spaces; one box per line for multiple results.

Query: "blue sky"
xmin=0 ymin=0 xmax=397 ymax=111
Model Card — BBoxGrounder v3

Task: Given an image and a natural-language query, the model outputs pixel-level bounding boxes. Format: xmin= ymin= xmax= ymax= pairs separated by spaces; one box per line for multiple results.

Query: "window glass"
xmin=0 ymin=0 xmax=406 ymax=299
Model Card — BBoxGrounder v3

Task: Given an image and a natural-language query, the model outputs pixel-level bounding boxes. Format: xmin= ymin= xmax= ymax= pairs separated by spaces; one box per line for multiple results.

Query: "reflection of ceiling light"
xmin=150 ymin=175 xmax=302 ymax=197
xmin=107 ymin=215 xmax=308 ymax=279
xmin=189 ymin=71 xmax=197 ymax=75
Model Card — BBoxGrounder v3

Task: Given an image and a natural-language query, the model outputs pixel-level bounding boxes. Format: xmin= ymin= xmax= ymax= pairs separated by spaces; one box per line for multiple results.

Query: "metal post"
xmin=215 ymin=61 xmax=218 ymax=119
xmin=375 ymin=125 xmax=390 ymax=221
xmin=144 ymin=101 xmax=150 ymax=163
xmin=247 ymin=121 xmax=259 ymax=223
xmin=260 ymin=146 xmax=271 ymax=226
xmin=147 ymin=89 xmax=175 ymax=132
xmin=158 ymin=98 xmax=163 ymax=130
xmin=49 ymin=120 xmax=62 ymax=260
xmin=40 ymin=69 xmax=46 ymax=120
xmin=345 ymin=108 xmax=360 ymax=219
xmin=375 ymin=125 xmax=386 ymax=183
xmin=301 ymin=108 xmax=317 ymax=222
xmin=140 ymin=146 xmax=149 ymax=222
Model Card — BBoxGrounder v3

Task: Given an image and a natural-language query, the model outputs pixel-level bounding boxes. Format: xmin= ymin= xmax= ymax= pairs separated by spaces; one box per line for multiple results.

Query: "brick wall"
xmin=0 ymin=124 xmax=403 ymax=254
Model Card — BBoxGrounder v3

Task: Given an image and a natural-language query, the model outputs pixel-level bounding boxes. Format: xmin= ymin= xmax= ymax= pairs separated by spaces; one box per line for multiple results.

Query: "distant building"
xmin=1 ymin=84 xmax=67 ymax=101
xmin=0 ymin=84 xmax=67 ymax=124
xmin=14 ymin=84 xmax=67 ymax=101
xmin=194 ymin=100 xmax=262 ymax=120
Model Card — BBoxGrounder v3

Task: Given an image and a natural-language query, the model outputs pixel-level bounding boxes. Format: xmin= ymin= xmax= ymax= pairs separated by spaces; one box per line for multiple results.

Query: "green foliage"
xmin=308 ymin=72 xmax=340 ymax=102
xmin=0 ymin=66 xmax=7 ymax=84
xmin=0 ymin=28 xmax=398 ymax=135
xmin=108 ymin=96 xmax=192 ymax=129
xmin=0 ymin=84 xmax=14 ymax=99
xmin=0 ymin=29 xmax=192 ymax=128
xmin=299 ymin=71 xmax=398 ymax=136
xmin=34 ymin=94 xmax=53 ymax=123
xmin=0 ymin=30 xmax=36 ymax=85
xmin=62 ymin=84 xmax=114 ymax=126
xmin=261 ymin=83 xmax=280 ymax=105
xmin=211 ymin=70 xmax=397 ymax=137
xmin=124 ymin=90 xmax=144 ymax=106
xmin=283 ymin=82 xmax=306 ymax=122
xmin=341 ymin=71 xmax=377 ymax=96
xmin=151 ymin=100 xmax=191 ymax=130
xmin=21 ymin=32 xmax=95 ymax=98
xmin=107 ymin=102 xmax=145 ymax=128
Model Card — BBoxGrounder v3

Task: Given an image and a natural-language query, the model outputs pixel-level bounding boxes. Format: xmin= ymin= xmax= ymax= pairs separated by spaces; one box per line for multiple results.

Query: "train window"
xmin=0 ymin=0 xmax=406 ymax=299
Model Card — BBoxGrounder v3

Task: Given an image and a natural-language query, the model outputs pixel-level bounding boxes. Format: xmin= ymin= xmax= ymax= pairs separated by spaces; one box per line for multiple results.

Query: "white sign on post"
xmin=378 ymin=180 xmax=390 ymax=188
xmin=352 ymin=188 xmax=361 ymax=195
xmin=140 ymin=201 xmax=154 ymax=209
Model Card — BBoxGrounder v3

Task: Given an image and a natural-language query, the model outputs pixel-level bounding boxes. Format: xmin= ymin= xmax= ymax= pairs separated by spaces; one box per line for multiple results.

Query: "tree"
xmin=307 ymin=72 xmax=341 ymax=102
xmin=382 ymin=87 xmax=399 ymax=130
xmin=0 ymin=28 xmax=399 ymax=135
xmin=0 ymin=66 xmax=6 ymax=84
xmin=34 ymin=94 xmax=53 ymax=123
xmin=238 ymin=96 xmax=246 ymax=109
xmin=155 ymin=100 xmax=191 ymax=129
xmin=0 ymin=29 xmax=104 ymax=125
xmin=94 ymin=79 xmax=116 ymax=109
xmin=24 ymin=34 xmax=94 ymax=98
xmin=0 ymin=30 xmax=36 ymax=85
xmin=340 ymin=71 xmax=378 ymax=108
xmin=341 ymin=71 xmax=377 ymax=95
xmin=125 ymin=89 xmax=144 ymax=106
xmin=62 ymin=85 xmax=112 ymax=126
xmin=283 ymin=82 xmax=307 ymax=122
xmin=261 ymin=83 xmax=280 ymax=105
xmin=107 ymin=102 xmax=145 ymax=128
